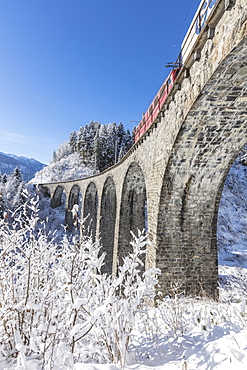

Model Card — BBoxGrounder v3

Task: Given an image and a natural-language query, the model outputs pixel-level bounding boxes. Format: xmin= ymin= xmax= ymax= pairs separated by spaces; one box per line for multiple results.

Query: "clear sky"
xmin=0 ymin=0 xmax=201 ymax=164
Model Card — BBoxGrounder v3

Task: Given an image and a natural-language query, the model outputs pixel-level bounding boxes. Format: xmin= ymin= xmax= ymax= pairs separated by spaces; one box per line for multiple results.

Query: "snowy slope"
xmin=31 ymin=152 xmax=98 ymax=184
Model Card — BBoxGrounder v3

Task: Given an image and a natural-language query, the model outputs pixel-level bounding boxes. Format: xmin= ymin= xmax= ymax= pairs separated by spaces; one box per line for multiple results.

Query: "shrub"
xmin=0 ymin=200 xmax=159 ymax=369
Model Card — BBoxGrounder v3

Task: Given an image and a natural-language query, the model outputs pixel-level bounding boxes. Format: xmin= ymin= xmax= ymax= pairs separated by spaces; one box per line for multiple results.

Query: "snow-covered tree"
xmin=74 ymin=121 xmax=133 ymax=172
xmin=0 ymin=192 xmax=4 ymax=218
xmin=12 ymin=167 xmax=22 ymax=189
xmin=2 ymin=173 xmax=8 ymax=184
xmin=0 ymin=167 xmax=25 ymax=214
xmin=69 ymin=130 xmax=78 ymax=153
xmin=52 ymin=141 xmax=72 ymax=163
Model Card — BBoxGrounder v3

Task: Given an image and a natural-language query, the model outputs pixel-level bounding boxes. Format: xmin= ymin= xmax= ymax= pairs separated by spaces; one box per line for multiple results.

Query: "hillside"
xmin=0 ymin=152 xmax=45 ymax=181
xmin=32 ymin=121 xmax=133 ymax=183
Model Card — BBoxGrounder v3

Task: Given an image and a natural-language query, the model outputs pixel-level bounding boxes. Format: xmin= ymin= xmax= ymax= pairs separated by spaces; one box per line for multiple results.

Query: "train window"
xmin=160 ymin=85 xmax=166 ymax=97
xmin=167 ymin=77 xmax=172 ymax=85
xmin=149 ymin=105 xmax=153 ymax=115
xmin=154 ymin=97 xmax=159 ymax=107
xmin=209 ymin=0 xmax=216 ymax=8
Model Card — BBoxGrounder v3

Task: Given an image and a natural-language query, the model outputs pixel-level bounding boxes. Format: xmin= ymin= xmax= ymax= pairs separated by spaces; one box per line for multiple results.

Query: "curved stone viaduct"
xmin=41 ymin=0 xmax=247 ymax=297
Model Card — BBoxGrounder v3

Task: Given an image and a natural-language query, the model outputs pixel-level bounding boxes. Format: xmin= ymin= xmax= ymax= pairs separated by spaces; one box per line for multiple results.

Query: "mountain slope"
xmin=0 ymin=152 xmax=45 ymax=181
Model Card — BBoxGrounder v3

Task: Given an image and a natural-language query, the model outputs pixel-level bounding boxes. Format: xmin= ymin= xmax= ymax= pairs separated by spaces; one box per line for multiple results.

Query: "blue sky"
xmin=0 ymin=0 xmax=200 ymax=164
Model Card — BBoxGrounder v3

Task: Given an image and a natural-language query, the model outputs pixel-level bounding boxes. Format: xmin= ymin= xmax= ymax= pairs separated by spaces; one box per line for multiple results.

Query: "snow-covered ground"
xmin=2 ymin=297 xmax=247 ymax=370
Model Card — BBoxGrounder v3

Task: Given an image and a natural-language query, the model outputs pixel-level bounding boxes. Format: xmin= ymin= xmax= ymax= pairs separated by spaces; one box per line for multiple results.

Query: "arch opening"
xmin=66 ymin=185 xmax=82 ymax=231
xmin=100 ymin=177 xmax=117 ymax=275
xmin=51 ymin=185 xmax=66 ymax=209
xmin=217 ymin=144 xmax=247 ymax=295
xmin=156 ymin=137 xmax=247 ymax=298
xmin=83 ymin=182 xmax=98 ymax=242
xmin=48 ymin=185 xmax=67 ymax=239
xmin=118 ymin=162 xmax=147 ymax=269
xmin=38 ymin=185 xmax=51 ymax=198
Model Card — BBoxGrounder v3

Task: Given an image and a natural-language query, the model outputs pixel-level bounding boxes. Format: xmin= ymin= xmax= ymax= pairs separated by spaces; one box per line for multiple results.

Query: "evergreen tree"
xmin=125 ymin=129 xmax=134 ymax=150
xmin=52 ymin=151 xmax=57 ymax=163
xmin=0 ymin=167 xmax=28 ymax=216
xmin=102 ymin=123 xmax=117 ymax=167
xmin=12 ymin=167 xmax=22 ymax=190
xmin=0 ymin=193 xmax=4 ymax=218
xmin=97 ymin=125 xmax=109 ymax=171
xmin=12 ymin=182 xmax=25 ymax=211
xmin=93 ymin=131 xmax=100 ymax=171
xmin=69 ymin=131 xmax=78 ymax=153
xmin=2 ymin=174 xmax=7 ymax=184
xmin=77 ymin=127 xmax=87 ymax=162
xmin=87 ymin=121 xmax=100 ymax=162
xmin=117 ymin=122 xmax=125 ymax=144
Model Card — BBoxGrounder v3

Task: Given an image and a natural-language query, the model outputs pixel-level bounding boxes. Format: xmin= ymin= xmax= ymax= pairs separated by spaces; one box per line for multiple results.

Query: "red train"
xmin=133 ymin=0 xmax=217 ymax=143
xmin=134 ymin=68 xmax=180 ymax=142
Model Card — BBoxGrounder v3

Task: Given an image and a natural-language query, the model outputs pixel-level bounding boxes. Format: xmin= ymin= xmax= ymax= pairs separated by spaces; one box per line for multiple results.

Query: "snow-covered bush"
xmin=0 ymin=200 xmax=159 ymax=369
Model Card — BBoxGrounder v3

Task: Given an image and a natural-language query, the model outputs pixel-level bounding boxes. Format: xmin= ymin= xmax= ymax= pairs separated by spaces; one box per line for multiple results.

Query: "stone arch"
xmin=100 ymin=176 xmax=117 ymax=275
xmin=51 ymin=185 xmax=66 ymax=209
xmin=38 ymin=185 xmax=51 ymax=198
xmin=83 ymin=182 xmax=98 ymax=241
xmin=156 ymin=42 xmax=247 ymax=297
xmin=66 ymin=184 xmax=82 ymax=229
xmin=118 ymin=162 xmax=147 ymax=269
xmin=157 ymin=143 xmax=247 ymax=298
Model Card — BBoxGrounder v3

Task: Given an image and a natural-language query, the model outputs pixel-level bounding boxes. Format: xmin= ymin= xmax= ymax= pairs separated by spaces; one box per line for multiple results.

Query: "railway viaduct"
xmin=41 ymin=0 xmax=247 ymax=297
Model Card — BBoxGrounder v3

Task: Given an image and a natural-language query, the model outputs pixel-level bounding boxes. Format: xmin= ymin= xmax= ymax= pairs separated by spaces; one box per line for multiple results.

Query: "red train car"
xmin=133 ymin=0 xmax=219 ymax=143
xmin=134 ymin=68 xmax=180 ymax=143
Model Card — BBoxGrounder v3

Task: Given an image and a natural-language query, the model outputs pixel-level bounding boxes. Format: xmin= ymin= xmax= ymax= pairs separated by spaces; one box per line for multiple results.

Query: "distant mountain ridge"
xmin=0 ymin=152 xmax=46 ymax=181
